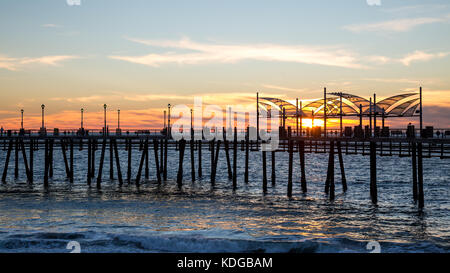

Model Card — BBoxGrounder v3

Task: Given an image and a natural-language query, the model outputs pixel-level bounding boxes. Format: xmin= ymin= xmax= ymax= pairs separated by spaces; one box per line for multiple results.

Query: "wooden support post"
xmin=44 ymin=139 xmax=49 ymax=187
xmin=160 ymin=139 xmax=164 ymax=174
xmin=91 ymin=139 xmax=96 ymax=178
xmin=262 ymin=148 xmax=267 ymax=194
xmin=136 ymin=139 xmax=148 ymax=186
xmin=87 ymin=138 xmax=92 ymax=185
xmin=198 ymin=140 xmax=202 ymax=178
xmin=190 ymin=139 xmax=195 ymax=182
xmin=49 ymin=139 xmax=54 ymax=178
xmin=113 ymin=139 xmax=123 ymax=185
xmin=127 ymin=139 xmax=132 ymax=183
xmin=299 ymin=140 xmax=307 ymax=193
xmin=370 ymin=141 xmax=377 ymax=204
xmin=212 ymin=140 xmax=221 ymax=184
xmin=210 ymin=139 xmax=215 ymax=184
xmin=2 ymin=140 xmax=13 ymax=183
xmin=70 ymin=138 xmax=74 ymax=183
xmin=14 ymin=138 xmax=19 ymax=179
xmin=271 ymin=151 xmax=276 ymax=185
xmin=20 ymin=139 xmax=31 ymax=182
xmin=176 ymin=139 xmax=186 ymax=188
xmin=29 ymin=139 xmax=34 ymax=183
xmin=233 ymin=127 xmax=237 ymax=189
xmin=417 ymin=142 xmax=424 ymax=208
xmin=61 ymin=139 xmax=71 ymax=179
xmin=244 ymin=128 xmax=249 ymax=183
xmin=325 ymin=141 xmax=333 ymax=194
xmin=337 ymin=141 xmax=347 ymax=192
xmin=110 ymin=138 xmax=114 ymax=180
xmin=287 ymin=139 xmax=293 ymax=197
xmin=153 ymin=139 xmax=161 ymax=184
xmin=412 ymin=142 xmax=418 ymax=201
xmin=164 ymin=137 xmax=168 ymax=180
xmin=224 ymin=129 xmax=233 ymax=180
xmin=329 ymin=140 xmax=335 ymax=201
xmin=96 ymin=137 xmax=107 ymax=188
xmin=145 ymin=138 xmax=149 ymax=180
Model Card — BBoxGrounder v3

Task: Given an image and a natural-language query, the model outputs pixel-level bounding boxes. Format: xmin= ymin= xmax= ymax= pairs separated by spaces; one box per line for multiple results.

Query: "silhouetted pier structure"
xmin=1 ymin=127 xmax=449 ymax=210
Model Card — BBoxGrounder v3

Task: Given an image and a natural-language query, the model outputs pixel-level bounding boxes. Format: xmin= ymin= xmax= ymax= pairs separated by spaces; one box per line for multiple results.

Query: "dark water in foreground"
xmin=0 ymin=147 xmax=449 ymax=253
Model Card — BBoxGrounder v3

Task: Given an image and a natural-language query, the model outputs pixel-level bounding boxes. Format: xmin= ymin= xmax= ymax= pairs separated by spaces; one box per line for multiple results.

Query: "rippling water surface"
xmin=0 ymin=145 xmax=449 ymax=253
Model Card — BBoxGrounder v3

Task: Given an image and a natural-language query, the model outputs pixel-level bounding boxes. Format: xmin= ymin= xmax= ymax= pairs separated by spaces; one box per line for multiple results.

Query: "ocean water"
xmin=0 ymin=144 xmax=449 ymax=253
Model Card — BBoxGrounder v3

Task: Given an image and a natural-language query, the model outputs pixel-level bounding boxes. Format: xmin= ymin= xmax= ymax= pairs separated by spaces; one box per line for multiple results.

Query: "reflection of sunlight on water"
xmin=0 ymin=148 xmax=449 ymax=252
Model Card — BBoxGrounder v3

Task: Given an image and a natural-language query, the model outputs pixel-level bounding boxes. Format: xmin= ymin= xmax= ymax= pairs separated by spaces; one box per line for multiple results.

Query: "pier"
xmin=1 ymin=128 xmax=449 ymax=210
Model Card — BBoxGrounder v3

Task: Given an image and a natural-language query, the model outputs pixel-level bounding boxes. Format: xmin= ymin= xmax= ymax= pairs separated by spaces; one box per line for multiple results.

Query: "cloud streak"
xmin=0 ymin=55 xmax=79 ymax=71
xmin=110 ymin=37 xmax=366 ymax=69
xmin=399 ymin=50 xmax=449 ymax=66
xmin=344 ymin=14 xmax=450 ymax=32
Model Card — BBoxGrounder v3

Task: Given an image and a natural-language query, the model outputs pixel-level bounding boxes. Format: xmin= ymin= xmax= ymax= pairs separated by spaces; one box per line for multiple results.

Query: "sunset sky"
xmin=0 ymin=0 xmax=449 ymax=130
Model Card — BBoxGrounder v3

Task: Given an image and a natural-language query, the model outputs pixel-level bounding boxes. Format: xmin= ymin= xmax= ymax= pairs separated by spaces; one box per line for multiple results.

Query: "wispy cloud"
xmin=399 ymin=50 xmax=449 ymax=66
xmin=110 ymin=37 xmax=366 ymax=69
xmin=0 ymin=55 xmax=79 ymax=71
xmin=344 ymin=14 xmax=450 ymax=32
xmin=260 ymin=84 xmax=306 ymax=93
xmin=41 ymin=23 xmax=62 ymax=28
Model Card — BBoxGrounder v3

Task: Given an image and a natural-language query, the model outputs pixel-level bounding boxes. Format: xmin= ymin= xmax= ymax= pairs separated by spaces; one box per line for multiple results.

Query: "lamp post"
xmin=164 ymin=110 xmax=166 ymax=129
xmin=21 ymin=109 xmax=24 ymax=130
xmin=168 ymin=104 xmax=171 ymax=137
xmin=41 ymin=104 xmax=45 ymax=129
xmin=190 ymin=109 xmax=193 ymax=130
xmin=103 ymin=104 xmax=107 ymax=135
xmin=117 ymin=109 xmax=120 ymax=129
xmin=81 ymin=108 xmax=84 ymax=129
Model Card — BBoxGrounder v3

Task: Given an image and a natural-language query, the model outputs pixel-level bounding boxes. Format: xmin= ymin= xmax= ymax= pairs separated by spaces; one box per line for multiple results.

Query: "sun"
xmin=300 ymin=118 xmax=324 ymax=128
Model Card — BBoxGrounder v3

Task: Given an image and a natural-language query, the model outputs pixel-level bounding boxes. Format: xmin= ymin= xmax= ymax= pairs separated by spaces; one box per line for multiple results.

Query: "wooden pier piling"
xmin=163 ymin=137 xmax=168 ymax=181
xmin=299 ymin=140 xmax=307 ymax=193
xmin=176 ymin=139 xmax=186 ymax=188
xmin=232 ymin=128 xmax=237 ymax=189
xmin=417 ymin=142 xmax=424 ymax=208
xmin=29 ymin=139 xmax=34 ymax=183
xmin=113 ymin=139 xmax=123 ymax=185
xmin=44 ymin=139 xmax=49 ymax=187
xmin=110 ymin=139 xmax=114 ymax=180
xmin=136 ymin=138 xmax=149 ymax=186
xmin=287 ymin=140 xmax=293 ymax=198
xmin=329 ymin=141 xmax=335 ymax=201
xmin=190 ymin=139 xmax=195 ymax=182
xmin=271 ymin=151 xmax=276 ymax=185
xmin=198 ymin=140 xmax=202 ymax=178
xmin=70 ymin=139 xmax=74 ymax=183
xmin=153 ymin=139 xmax=161 ymax=184
xmin=412 ymin=142 xmax=418 ymax=201
xmin=96 ymin=137 xmax=107 ymax=189
xmin=337 ymin=141 xmax=347 ymax=192
xmin=14 ymin=139 xmax=19 ymax=179
xmin=370 ymin=141 xmax=378 ymax=204
xmin=210 ymin=139 xmax=215 ymax=185
xmin=127 ymin=139 xmax=132 ymax=183
xmin=49 ymin=139 xmax=54 ymax=178
xmin=262 ymin=147 xmax=267 ymax=194
xmin=87 ymin=138 xmax=92 ymax=185
xmin=2 ymin=140 xmax=13 ymax=183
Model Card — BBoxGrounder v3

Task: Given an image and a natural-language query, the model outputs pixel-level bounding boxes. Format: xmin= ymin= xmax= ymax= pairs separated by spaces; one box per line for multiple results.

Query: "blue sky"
xmin=0 ymin=0 xmax=449 ymax=128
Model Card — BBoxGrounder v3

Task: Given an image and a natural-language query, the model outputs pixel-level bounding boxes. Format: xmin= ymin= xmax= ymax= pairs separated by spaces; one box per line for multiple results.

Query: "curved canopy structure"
xmin=259 ymin=92 xmax=419 ymax=118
